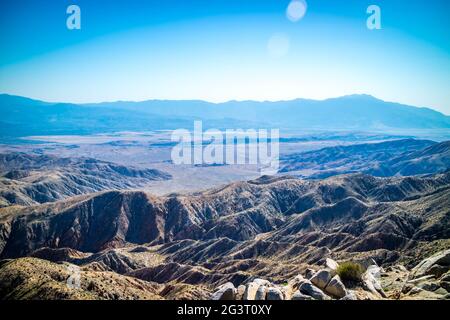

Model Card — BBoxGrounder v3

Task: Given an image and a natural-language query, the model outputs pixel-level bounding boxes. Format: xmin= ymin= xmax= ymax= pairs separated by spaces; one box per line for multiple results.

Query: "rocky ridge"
xmin=0 ymin=153 xmax=171 ymax=207
xmin=280 ymin=139 xmax=449 ymax=179
xmin=210 ymin=252 xmax=450 ymax=300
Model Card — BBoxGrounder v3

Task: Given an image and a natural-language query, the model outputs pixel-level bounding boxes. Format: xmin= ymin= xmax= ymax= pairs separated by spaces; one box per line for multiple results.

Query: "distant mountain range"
xmin=1 ymin=94 xmax=450 ymax=138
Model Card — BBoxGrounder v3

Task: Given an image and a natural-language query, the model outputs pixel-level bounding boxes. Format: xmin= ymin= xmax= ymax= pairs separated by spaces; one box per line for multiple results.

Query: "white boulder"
xmin=325 ymin=275 xmax=347 ymax=298
xmin=211 ymin=282 xmax=237 ymax=300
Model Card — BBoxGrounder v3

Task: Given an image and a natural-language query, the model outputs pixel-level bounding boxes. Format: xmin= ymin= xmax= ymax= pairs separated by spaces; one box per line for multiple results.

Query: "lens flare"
xmin=286 ymin=0 xmax=307 ymax=22
xmin=267 ymin=33 xmax=290 ymax=58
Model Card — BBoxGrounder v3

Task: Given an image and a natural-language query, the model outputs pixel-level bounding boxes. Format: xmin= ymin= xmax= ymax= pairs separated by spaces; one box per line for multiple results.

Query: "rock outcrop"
xmin=266 ymin=287 xmax=284 ymax=300
xmin=325 ymin=275 xmax=347 ymax=298
xmin=362 ymin=265 xmax=387 ymax=298
xmin=211 ymin=282 xmax=236 ymax=300
xmin=410 ymin=249 xmax=450 ymax=280
xmin=380 ymin=250 xmax=450 ymax=300
xmin=299 ymin=281 xmax=330 ymax=300
xmin=310 ymin=269 xmax=333 ymax=290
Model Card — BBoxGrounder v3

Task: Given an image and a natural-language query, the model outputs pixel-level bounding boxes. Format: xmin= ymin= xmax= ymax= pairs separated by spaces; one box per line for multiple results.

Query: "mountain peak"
xmin=334 ymin=94 xmax=379 ymax=101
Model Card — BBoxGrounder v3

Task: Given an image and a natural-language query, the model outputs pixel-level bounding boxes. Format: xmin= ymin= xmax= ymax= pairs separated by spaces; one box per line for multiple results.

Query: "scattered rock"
xmin=325 ymin=258 xmax=339 ymax=272
xmin=409 ymin=286 xmax=423 ymax=295
xmin=310 ymin=269 xmax=333 ymax=290
xmin=266 ymin=287 xmax=284 ymax=300
xmin=253 ymin=278 xmax=270 ymax=286
xmin=387 ymin=265 xmax=408 ymax=273
xmin=441 ymin=272 xmax=450 ymax=282
xmin=283 ymin=275 xmax=306 ymax=299
xmin=243 ymin=282 xmax=259 ymax=300
xmin=398 ymin=265 xmax=408 ymax=272
xmin=279 ymin=285 xmax=290 ymax=299
xmin=289 ymin=274 xmax=307 ymax=289
xmin=340 ymin=291 xmax=357 ymax=300
xmin=291 ymin=290 xmax=314 ymax=300
xmin=434 ymin=287 xmax=448 ymax=296
xmin=426 ymin=265 xmax=448 ymax=278
xmin=305 ymin=268 xmax=316 ymax=280
xmin=406 ymin=287 xmax=446 ymax=300
xmin=401 ymin=283 xmax=415 ymax=294
xmin=440 ymin=281 xmax=450 ymax=292
xmin=411 ymin=249 xmax=450 ymax=279
xmin=236 ymin=285 xmax=246 ymax=300
xmin=417 ymin=281 xmax=440 ymax=292
xmin=407 ymin=275 xmax=435 ymax=284
xmin=325 ymin=275 xmax=347 ymax=298
xmin=299 ymin=281 xmax=329 ymax=300
xmin=255 ymin=285 xmax=267 ymax=300
xmin=362 ymin=265 xmax=387 ymax=298
xmin=211 ymin=282 xmax=236 ymax=300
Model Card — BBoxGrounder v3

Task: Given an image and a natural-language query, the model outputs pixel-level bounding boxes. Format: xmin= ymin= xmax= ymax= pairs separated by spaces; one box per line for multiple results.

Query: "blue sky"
xmin=0 ymin=0 xmax=449 ymax=114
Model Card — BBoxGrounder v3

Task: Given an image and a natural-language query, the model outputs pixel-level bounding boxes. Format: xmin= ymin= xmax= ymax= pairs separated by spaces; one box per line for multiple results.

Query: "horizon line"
xmin=1 ymin=92 xmax=448 ymax=116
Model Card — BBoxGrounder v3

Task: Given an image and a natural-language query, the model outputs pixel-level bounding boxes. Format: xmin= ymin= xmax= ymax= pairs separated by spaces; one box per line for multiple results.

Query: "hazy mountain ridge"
xmin=87 ymin=94 xmax=450 ymax=128
xmin=1 ymin=94 xmax=450 ymax=139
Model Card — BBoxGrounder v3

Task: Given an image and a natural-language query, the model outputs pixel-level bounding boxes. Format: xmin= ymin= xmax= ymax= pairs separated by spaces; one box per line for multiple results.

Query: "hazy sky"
xmin=0 ymin=0 xmax=449 ymax=114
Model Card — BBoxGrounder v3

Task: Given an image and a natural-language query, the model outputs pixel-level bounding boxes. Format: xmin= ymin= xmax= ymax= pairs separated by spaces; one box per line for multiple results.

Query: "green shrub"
xmin=336 ymin=261 xmax=365 ymax=282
